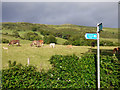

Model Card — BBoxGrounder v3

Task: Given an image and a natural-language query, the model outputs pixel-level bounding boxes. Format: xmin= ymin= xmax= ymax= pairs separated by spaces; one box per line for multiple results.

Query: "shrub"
xmin=72 ymin=40 xmax=80 ymax=46
xmin=63 ymin=41 xmax=72 ymax=45
xmin=40 ymin=30 xmax=51 ymax=36
xmin=24 ymin=32 xmax=42 ymax=41
xmin=62 ymin=34 xmax=71 ymax=40
xmin=43 ymin=35 xmax=48 ymax=44
xmin=12 ymin=31 xmax=20 ymax=38
xmin=43 ymin=35 xmax=57 ymax=44
xmin=32 ymin=28 xmax=37 ymax=32
xmin=2 ymin=38 xmax=9 ymax=43
xmin=3 ymin=32 xmax=8 ymax=35
xmin=2 ymin=54 xmax=119 ymax=88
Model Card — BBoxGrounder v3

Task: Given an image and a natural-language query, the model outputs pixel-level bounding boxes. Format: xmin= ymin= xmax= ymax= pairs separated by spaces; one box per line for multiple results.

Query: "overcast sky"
xmin=2 ymin=2 xmax=118 ymax=28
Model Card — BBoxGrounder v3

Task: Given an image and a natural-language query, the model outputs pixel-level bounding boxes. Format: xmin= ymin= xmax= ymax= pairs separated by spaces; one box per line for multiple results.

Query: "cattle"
xmin=30 ymin=40 xmax=40 ymax=47
xmin=8 ymin=40 xmax=20 ymax=46
xmin=50 ymin=43 xmax=55 ymax=48
xmin=67 ymin=45 xmax=72 ymax=49
xmin=38 ymin=40 xmax=44 ymax=46
xmin=113 ymin=47 xmax=120 ymax=55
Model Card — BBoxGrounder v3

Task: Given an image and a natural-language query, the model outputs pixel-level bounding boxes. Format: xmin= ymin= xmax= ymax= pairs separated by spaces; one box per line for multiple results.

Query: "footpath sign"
xmin=97 ymin=23 xmax=102 ymax=89
xmin=85 ymin=33 xmax=97 ymax=40
xmin=85 ymin=23 xmax=103 ymax=89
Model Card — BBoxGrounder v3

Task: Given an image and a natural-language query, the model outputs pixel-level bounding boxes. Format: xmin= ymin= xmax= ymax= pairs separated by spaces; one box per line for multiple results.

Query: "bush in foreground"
xmin=2 ymin=54 xmax=120 ymax=88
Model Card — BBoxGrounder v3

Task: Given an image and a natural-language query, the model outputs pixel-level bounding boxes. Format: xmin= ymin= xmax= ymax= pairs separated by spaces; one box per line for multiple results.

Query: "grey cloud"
xmin=2 ymin=2 xmax=118 ymax=28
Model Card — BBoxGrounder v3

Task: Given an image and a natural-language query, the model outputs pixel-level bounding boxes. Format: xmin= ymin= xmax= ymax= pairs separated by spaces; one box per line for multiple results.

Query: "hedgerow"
xmin=2 ymin=54 xmax=120 ymax=88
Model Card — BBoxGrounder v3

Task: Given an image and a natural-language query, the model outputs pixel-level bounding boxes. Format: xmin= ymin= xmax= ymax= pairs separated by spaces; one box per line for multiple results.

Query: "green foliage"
xmin=2 ymin=32 xmax=8 ymax=35
xmin=63 ymin=41 xmax=72 ymax=45
xmin=71 ymin=38 xmax=97 ymax=46
xmin=12 ymin=31 xmax=20 ymax=38
xmin=100 ymin=31 xmax=118 ymax=39
xmin=72 ymin=40 xmax=81 ymax=46
xmin=62 ymin=34 xmax=71 ymax=40
xmin=100 ymin=55 xmax=119 ymax=88
xmin=43 ymin=35 xmax=57 ymax=44
xmin=40 ymin=30 xmax=53 ymax=36
xmin=100 ymin=40 xmax=116 ymax=46
xmin=24 ymin=32 xmax=42 ymax=41
xmin=54 ymin=32 xmax=63 ymax=38
xmin=47 ymin=35 xmax=57 ymax=44
xmin=32 ymin=27 xmax=37 ymax=32
xmin=2 ymin=54 xmax=119 ymax=88
xmin=2 ymin=38 xmax=9 ymax=43
xmin=43 ymin=35 xmax=48 ymax=44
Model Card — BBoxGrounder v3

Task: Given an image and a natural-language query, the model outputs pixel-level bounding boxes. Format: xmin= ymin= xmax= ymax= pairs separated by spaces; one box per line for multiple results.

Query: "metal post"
xmin=97 ymin=24 xmax=100 ymax=89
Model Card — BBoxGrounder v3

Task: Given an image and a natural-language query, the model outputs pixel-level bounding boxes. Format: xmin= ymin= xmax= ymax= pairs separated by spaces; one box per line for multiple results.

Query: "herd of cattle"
xmin=6 ymin=40 xmax=72 ymax=49
xmin=3 ymin=40 xmax=120 ymax=55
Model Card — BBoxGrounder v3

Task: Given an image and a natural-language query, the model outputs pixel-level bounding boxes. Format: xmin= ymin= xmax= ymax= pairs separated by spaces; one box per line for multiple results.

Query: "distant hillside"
xmin=2 ymin=22 xmax=118 ymax=39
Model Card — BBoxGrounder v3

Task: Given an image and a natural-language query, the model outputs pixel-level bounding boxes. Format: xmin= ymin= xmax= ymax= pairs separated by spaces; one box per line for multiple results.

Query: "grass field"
xmin=2 ymin=43 xmax=117 ymax=71
xmin=103 ymin=28 xmax=118 ymax=33
xmin=101 ymin=38 xmax=118 ymax=43
xmin=2 ymin=44 xmax=91 ymax=70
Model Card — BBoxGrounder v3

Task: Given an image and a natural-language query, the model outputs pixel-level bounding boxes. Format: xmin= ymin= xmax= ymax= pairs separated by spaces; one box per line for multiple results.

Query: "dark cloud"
xmin=2 ymin=2 xmax=118 ymax=28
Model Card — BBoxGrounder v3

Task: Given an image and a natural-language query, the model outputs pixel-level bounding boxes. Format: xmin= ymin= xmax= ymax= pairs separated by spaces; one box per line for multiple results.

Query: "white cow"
xmin=50 ymin=43 xmax=55 ymax=48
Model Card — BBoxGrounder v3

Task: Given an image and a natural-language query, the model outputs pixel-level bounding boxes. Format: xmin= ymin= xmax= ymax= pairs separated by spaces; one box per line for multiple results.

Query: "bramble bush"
xmin=2 ymin=54 xmax=120 ymax=88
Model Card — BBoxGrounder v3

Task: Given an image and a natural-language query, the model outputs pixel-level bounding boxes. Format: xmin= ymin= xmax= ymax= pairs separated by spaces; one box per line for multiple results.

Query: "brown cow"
xmin=113 ymin=47 xmax=120 ymax=55
xmin=8 ymin=40 xmax=20 ymax=46
xmin=38 ymin=40 xmax=44 ymax=46
xmin=30 ymin=40 xmax=40 ymax=47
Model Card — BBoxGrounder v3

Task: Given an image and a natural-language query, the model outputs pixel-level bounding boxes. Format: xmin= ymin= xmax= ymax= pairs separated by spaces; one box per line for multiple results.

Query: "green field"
xmin=2 ymin=43 xmax=117 ymax=71
xmin=2 ymin=44 xmax=92 ymax=70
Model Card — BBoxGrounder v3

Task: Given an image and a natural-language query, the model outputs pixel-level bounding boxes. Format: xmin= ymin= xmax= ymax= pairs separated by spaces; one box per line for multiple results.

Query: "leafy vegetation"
xmin=2 ymin=53 xmax=119 ymax=88
xmin=23 ymin=32 xmax=42 ymax=41
xmin=2 ymin=38 xmax=9 ymax=43
xmin=43 ymin=35 xmax=57 ymax=44
xmin=12 ymin=31 xmax=20 ymax=38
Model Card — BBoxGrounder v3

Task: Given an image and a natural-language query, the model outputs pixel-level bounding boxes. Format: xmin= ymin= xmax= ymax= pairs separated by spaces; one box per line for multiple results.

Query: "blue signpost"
xmin=85 ymin=23 xmax=103 ymax=89
xmin=97 ymin=23 xmax=102 ymax=89
xmin=85 ymin=33 xmax=97 ymax=39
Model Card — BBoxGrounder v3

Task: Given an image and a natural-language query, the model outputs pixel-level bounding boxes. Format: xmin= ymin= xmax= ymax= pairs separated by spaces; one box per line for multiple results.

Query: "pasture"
xmin=2 ymin=44 xmax=90 ymax=70
xmin=2 ymin=43 xmax=117 ymax=71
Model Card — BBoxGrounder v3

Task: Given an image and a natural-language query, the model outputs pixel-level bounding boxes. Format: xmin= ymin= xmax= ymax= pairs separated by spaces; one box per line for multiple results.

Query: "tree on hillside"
xmin=62 ymin=34 xmax=71 ymax=40
xmin=43 ymin=35 xmax=57 ymax=44
xmin=12 ymin=31 xmax=20 ymax=38
xmin=24 ymin=32 xmax=42 ymax=41
xmin=47 ymin=35 xmax=57 ymax=44
xmin=43 ymin=35 xmax=48 ymax=44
